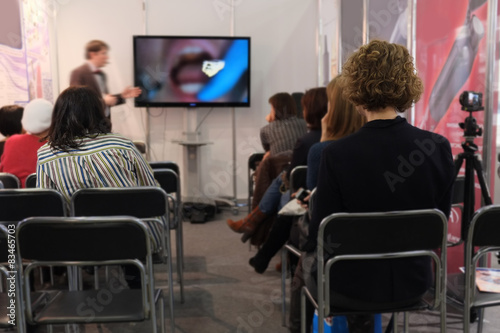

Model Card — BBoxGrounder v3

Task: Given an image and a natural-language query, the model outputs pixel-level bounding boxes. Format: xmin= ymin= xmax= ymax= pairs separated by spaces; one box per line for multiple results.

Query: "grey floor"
xmin=28 ymin=208 xmax=500 ymax=332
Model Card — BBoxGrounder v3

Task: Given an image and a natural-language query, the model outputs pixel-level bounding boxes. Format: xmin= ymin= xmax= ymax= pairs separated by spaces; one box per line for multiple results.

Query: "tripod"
xmin=453 ymin=111 xmax=492 ymax=240
xmin=448 ymin=111 xmax=492 ymax=324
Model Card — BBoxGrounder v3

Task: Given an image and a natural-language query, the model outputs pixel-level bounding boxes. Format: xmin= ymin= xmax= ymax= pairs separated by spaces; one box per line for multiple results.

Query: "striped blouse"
xmin=36 ymin=133 xmax=163 ymax=251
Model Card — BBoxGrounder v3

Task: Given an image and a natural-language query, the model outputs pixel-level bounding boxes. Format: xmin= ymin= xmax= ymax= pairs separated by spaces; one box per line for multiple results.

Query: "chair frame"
xmin=0 ymin=172 xmax=20 ymax=189
xmin=153 ymin=168 xmax=185 ymax=303
xmin=464 ymin=205 xmax=500 ymax=333
xmin=247 ymin=153 xmax=265 ymax=214
xmin=69 ymin=186 xmax=174 ymax=333
xmin=16 ymin=216 xmax=164 ymax=333
xmin=301 ymin=209 xmax=448 ymax=333
xmin=24 ymin=173 xmax=37 ymax=189
xmin=281 ymin=165 xmax=308 ymax=326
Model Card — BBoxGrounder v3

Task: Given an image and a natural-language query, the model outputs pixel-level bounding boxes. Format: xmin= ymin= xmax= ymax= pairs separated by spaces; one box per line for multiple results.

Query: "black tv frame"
xmin=133 ymin=35 xmax=251 ymax=108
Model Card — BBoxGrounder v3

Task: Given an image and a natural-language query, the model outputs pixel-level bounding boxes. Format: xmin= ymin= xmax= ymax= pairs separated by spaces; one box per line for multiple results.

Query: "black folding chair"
xmin=17 ymin=216 xmax=165 ymax=333
xmin=0 ymin=188 xmax=67 ymax=289
xmin=302 ymin=209 xmax=448 ymax=333
xmin=281 ymin=165 xmax=308 ymax=325
xmin=25 ymin=173 xmax=37 ymax=188
xmin=153 ymin=168 xmax=185 ymax=303
xmin=149 ymin=161 xmax=180 ymax=176
xmin=0 ymin=172 xmax=20 ymax=189
xmin=464 ymin=205 xmax=500 ymax=333
xmin=70 ymin=186 xmax=174 ymax=333
xmin=248 ymin=153 xmax=265 ymax=214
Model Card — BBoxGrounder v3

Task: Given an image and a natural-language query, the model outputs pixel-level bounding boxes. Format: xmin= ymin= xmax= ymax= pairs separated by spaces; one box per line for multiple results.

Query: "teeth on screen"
xmin=179 ymin=83 xmax=204 ymax=94
xmin=180 ymin=46 xmax=203 ymax=55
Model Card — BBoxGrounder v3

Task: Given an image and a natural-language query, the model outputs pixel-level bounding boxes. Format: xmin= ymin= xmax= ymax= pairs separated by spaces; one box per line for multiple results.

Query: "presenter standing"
xmin=69 ymin=40 xmax=141 ymax=122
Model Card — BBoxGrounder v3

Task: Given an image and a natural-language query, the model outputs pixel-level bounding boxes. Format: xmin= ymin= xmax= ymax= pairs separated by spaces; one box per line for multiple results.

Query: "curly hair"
xmin=340 ymin=40 xmax=423 ymax=112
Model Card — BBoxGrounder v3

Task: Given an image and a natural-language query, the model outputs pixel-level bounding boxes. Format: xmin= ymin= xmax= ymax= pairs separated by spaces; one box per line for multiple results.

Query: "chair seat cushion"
xmin=34 ymin=289 xmax=145 ymax=324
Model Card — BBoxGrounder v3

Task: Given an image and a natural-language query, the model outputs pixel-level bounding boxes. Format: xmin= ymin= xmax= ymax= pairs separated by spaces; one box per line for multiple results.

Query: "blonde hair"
xmin=340 ymin=40 xmax=423 ymax=112
xmin=322 ymin=76 xmax=365 ymax=142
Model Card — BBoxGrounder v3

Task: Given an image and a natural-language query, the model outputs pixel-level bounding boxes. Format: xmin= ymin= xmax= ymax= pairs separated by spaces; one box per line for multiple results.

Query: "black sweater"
xmin=307 ymin=116 xmax=455 ymax=303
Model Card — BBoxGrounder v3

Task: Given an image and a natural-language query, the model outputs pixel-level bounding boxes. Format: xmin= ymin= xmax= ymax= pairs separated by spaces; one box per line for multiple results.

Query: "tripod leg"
xmin=454 ymin=154 xmax=465 ymax=179
xmin=472 ymin=156 xmax=492 ymax=205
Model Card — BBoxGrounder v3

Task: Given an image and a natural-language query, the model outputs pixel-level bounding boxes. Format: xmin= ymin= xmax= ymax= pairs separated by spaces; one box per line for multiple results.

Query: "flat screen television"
xmin=133 ymin=35 xmax=250 ymax=108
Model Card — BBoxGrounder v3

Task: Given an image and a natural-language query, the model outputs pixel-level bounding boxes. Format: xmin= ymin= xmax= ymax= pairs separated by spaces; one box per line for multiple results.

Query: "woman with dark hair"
xmin=247 ymin=77 xmax=365 ymax=277
xmin=227 ymin=88 xmax=327 ymax=240
xmin=0 ymin=105 xmax=24 ymax=158
xmin=36 ymin=86 xmax=162 ymax=253
xmin=260 ymin=92 xmax=307 ymax=157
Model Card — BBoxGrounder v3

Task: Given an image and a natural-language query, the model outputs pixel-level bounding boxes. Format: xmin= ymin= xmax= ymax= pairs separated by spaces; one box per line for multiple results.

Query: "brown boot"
xmin=227 ymin=206 xmax=267 ymax=234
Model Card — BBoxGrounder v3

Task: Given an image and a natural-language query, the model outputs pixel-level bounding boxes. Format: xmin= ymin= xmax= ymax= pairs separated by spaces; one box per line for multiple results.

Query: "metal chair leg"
xmin=403 ymin=312 xmax=409 ymax=332
xmin=281 ymin=247 xmax=287 ymax=326
xmin=477 ymin=308 xmax=485 ymax=333
xmin=393 ymin=312 xmax=399 ymax=333
xmin=176 ymin=225 xmax=185 ymax=303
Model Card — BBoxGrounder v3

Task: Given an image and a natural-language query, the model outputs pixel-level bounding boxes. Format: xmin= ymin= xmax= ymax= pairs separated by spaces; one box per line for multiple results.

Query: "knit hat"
xmin=21 ymin=99 xmax=53 ymax=134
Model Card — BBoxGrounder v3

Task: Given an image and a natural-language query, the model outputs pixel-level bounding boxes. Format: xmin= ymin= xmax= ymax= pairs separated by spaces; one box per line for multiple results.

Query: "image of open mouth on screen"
xmin=134 ymin=36 xmax=250 ymax=108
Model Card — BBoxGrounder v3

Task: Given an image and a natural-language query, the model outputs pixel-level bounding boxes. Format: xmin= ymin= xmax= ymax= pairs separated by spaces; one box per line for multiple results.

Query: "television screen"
xmin=133 ymin=36 xmax=250 ymax=107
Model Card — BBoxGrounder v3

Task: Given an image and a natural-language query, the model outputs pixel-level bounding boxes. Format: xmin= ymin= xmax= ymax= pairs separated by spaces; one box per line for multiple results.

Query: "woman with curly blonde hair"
xmin=299 ymin=40 xmax=455 ymax=333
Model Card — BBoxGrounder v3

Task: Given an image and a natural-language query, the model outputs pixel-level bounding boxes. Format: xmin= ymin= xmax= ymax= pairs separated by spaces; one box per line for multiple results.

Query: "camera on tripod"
xmin=459 ymin=91 xmax=484 ymax=112
xmin=459 ymin=91 xmax=484 ymax=138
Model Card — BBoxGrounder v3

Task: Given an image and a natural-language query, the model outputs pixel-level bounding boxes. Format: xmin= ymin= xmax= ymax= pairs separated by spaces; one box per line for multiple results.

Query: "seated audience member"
xmin=260 ymin=92 xmax=307 ymax=159
xmin=36 ymin=86 xmax=163 ymax=257
xmin=296 ymin=40 xmax=455 ymax=333
xmin=0 ymin=99 xmax=52 ymax=187
xmin=227 ymin=88 xmax=327 ymax=241
xmin=247 ymin=92 xmax=308 ymax=219
xmin=0 ymin=105 xmax=24 ymax=158
xmin=248 ymin=76 xmax=365 ymax=276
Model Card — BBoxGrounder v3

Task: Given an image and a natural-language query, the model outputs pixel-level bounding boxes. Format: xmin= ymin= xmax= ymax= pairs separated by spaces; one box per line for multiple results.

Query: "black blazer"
xmin=308 ymin=116 xmax=455 ymax=303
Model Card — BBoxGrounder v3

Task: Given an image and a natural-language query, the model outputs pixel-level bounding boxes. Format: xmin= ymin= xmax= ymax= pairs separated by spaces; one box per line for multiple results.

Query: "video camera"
xmin=459 ymin=91 xmax=484 ymax=112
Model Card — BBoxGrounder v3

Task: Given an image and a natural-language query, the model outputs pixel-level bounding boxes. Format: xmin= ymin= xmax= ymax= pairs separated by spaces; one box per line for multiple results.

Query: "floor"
xmin=23 ymin=208 xmax=500 ymax=333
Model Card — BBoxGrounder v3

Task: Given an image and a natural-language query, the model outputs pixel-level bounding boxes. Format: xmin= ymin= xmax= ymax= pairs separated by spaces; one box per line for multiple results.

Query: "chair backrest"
xmin=0 ymin=224 xmax=10 ymax=263
xmin=70 ymin=187 xmax=168 ymax=218
xmin=17 ymin=216 xmax=150 ymax=262
xmin=463 ymin=205 xmax=500 ymax=331
xmin=319 ymin=209 xmax=447 ymax=257
xmin=318 ymin=209 xmax=447 ymax=314
xmin=467 ymin=205 xmax=500 ymax=249
xmin=153 ymin=168 xmax=181 ymax=228
xmin=25 ymin=173 xmax=37 ymax=188
xmin=0 ymin=172 xmax=20 ymax=189
xmin=153 ymin=169 xmax=179 ymax=195
xmin=149 ymin=161 xmax=179 ymax=176
xmin=289 ymin=166 xmax=307 ymax=193
xmin=0 ymin=189 xmax=66 ymax=222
